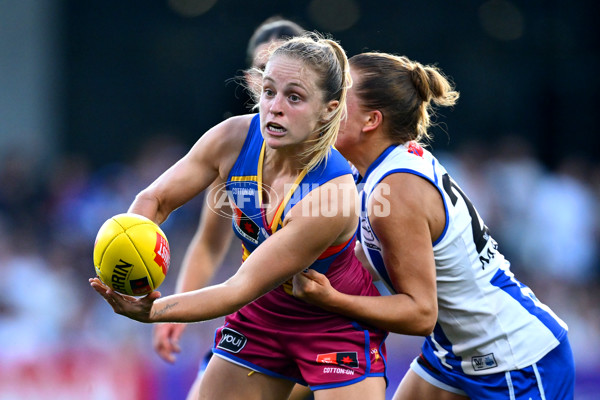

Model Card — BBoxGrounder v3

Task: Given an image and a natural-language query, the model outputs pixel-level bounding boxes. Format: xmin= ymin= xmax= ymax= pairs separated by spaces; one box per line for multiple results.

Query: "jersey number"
xmin=441 ymin=173 xmax=490 ymax=255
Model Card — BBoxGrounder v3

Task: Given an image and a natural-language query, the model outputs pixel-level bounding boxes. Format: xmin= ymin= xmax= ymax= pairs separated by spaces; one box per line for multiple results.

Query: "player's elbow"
xmin=396 ymin=300 xmax=437 ymax=336
xmin=132 ymin=189 xmax=169 ymax=222
xmin=413 ymin=304 xmax=437 ymax=336
xmin=413 ymin=313 xmax=437 ymax=336
xmin=387 ymin=303 xmax=437 ymax=336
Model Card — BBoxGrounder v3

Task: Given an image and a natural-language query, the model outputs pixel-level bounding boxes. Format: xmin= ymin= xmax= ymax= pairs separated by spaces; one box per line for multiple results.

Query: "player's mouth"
xmin=265 ymin=122 xmax=287 ymax=137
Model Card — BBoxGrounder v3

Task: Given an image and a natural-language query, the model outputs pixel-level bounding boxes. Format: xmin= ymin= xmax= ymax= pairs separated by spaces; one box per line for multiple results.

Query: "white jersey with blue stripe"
xmin=358 ymin=142 xmax=568 ymax=375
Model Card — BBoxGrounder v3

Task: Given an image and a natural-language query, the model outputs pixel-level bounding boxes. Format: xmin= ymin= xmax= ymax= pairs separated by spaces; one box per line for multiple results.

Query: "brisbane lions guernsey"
xmin=357 ymin=142 xmax=568 ymax=375
xmin=225 ymin=114 xmax=381 ymax=330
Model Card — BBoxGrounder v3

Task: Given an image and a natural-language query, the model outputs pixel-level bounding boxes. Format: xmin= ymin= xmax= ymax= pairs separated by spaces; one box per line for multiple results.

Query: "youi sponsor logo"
xmin=216 ymin=328 xmax=247 ymax=353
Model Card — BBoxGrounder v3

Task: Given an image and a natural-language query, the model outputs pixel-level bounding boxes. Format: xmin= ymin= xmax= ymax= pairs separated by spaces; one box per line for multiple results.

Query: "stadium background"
xmin=1 ymin=1 xmax=598 ymax=398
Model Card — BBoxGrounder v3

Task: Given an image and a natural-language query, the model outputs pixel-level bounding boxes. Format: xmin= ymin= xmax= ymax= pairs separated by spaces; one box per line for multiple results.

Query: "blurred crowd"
xmin=0 ymin=131 xmax=599 ymax=399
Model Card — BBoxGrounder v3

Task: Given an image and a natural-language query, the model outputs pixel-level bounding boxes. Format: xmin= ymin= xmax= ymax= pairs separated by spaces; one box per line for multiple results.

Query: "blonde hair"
xmin=249 ymin=33 xmax=351 ymax=171
xmin=349 ymin=52 xmax=459 ymax=144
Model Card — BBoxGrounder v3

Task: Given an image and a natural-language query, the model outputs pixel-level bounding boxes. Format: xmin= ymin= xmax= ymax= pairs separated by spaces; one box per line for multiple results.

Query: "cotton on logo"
xmin=316 ymin=352 xmax=359 ymax=368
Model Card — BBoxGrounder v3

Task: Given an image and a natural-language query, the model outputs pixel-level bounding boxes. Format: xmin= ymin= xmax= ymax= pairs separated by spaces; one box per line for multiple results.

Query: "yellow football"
xmin=93 ymin=213 xmax=170 ymax=296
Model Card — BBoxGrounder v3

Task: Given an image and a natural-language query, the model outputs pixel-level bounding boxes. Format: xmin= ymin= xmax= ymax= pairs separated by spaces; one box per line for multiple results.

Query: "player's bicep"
xmin=369 ymin=174 xmax=438 ymax=298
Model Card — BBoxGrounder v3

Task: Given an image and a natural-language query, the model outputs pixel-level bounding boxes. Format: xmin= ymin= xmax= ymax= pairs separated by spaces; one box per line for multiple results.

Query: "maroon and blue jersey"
xmin=224 ymin=113 xmax=381 ymax=329
xmin=213 ymin=114 xmax=387 ymax=388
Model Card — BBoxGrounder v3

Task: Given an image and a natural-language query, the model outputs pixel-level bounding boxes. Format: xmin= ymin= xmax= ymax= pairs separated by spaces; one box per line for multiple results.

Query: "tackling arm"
xmin=294 ymin=172 xmax=442 ymax=335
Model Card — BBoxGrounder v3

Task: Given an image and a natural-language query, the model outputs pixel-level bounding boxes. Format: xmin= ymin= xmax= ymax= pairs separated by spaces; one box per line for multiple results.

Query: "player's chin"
xmin=264 ymin=136 xmax=288 ymax=149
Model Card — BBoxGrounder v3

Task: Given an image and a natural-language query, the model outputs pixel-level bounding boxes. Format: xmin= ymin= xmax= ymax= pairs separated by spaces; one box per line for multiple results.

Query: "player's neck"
xmin=263 ymin=144 xmax=309 ymax=176
xmin=348 ymin=137 xmax=394 ymax=177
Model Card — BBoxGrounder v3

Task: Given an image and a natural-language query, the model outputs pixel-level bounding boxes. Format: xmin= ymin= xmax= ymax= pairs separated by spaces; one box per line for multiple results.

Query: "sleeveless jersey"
xmin=226 ymin=114 xmax=381 ymax=330
xmin=358 ymin=142 xmax=568 ymax=375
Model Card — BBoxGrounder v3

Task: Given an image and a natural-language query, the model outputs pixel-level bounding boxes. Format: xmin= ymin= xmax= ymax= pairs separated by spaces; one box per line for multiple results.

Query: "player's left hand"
xmin=89 ymin=277 xmax=161 ymax=323
xmin=292 ymin=269 xmax=335 ymax=307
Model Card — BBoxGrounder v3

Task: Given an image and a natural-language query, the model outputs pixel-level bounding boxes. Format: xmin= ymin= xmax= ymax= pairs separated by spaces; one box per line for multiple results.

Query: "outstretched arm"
xmin=119 ymin=116 xmax=248 ymax=360
xmin=91 ymin=175 xmax=358 ymax=324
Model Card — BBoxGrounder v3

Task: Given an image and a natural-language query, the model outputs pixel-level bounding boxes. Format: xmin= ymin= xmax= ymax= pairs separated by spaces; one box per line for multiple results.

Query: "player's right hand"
xmin=153 ymin=323 xmax=186 ymax=363
xmin=292 ymin=269 xmax=335 ymax=307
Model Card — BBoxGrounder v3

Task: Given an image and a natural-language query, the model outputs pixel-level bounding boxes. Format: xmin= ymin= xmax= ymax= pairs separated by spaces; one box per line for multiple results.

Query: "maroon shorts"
xmin=211 ymin=311 xmax=388 ymax=390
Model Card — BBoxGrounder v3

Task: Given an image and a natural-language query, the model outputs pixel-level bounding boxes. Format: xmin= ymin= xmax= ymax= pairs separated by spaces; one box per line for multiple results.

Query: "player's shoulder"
xmin=189 ymin=114 xmax=257 ymax=178
xmin=388 ymin=142 xmax=432 ymax=164
xmin=200 ymin=114 xmax=255 ymax=153
xmin=370 ymin=143 xmax=434 ymax=180
xmin=329 ymin=146 xmax=353 ymax=167
xmin=320 ymin=148 xmax=352 ymax=178
xmin=216 ymin=113 xmax=256 ymax=141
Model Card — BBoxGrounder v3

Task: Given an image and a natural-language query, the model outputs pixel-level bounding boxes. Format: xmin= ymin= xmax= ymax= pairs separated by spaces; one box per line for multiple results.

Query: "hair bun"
xmin=410 ymin=65 xmax=430 ymax=102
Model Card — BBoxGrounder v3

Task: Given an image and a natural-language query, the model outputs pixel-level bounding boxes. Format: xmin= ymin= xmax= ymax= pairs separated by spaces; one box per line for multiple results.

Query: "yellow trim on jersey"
xmin=269 ymin=170 xmax=307 ymax=234
xmin=254 ymin=141 xmax=309 ymax=234
xmin=241 ymin=243 xmax=251 ymax=262
xmin=257 ymin=141 xmax=266 ymax=205
xmin=230 ymin=175 xmax=258 ymax=182
xmin=257 ymin=141 xmax=309 ymax=234
xmin=282 ymin=279 xmax=294 ymax=295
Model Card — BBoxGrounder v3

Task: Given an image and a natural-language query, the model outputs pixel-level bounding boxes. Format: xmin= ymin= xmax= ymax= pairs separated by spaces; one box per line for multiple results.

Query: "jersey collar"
xmin=362 ymin=144 xmax=397 ymax=182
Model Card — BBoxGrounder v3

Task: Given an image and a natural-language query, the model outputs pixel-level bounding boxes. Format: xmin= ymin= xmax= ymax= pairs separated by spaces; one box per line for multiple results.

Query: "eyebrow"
xmin=262 ymin=76 xmax=308 ymax=91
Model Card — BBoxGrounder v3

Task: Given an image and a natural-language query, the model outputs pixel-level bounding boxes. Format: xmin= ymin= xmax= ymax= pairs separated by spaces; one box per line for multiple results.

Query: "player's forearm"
xmin=325 ymin=291 xmax=437 ymax=335
xmin=149 ymin=284 xmax=244 ymax=323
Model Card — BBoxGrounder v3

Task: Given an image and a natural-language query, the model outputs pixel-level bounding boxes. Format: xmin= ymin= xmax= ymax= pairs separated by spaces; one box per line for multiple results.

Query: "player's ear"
xmin=363 ymin=110 xmax=382 ymax=133
xmin=321 ymin=100 xmax=340 ymax=123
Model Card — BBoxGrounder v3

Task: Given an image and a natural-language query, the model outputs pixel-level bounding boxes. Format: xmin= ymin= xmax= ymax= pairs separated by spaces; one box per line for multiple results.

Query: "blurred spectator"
xmin=0 ymin=223 xmax=79 ymax=362
xmin=518 ymin=155 xmax=599 ymax=284
xmin=484 ymin=135 xmax=546 ymax=268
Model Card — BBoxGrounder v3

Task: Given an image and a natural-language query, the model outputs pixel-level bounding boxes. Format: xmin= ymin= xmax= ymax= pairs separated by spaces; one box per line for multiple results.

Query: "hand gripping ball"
xmin=93 ymin=213 xmax=170 ymax=296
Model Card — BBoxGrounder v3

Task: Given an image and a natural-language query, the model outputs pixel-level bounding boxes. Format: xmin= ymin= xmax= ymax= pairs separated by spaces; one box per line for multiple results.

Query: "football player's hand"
xmin=292 ymin=269 xmax=335 ymax=307
xmin=90 ymin=277 xmax=160 ymax=323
